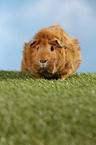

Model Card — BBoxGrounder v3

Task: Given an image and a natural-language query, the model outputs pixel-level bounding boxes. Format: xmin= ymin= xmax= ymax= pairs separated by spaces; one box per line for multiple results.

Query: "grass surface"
xmin=0 ymin=71 xmax=96 ymax=145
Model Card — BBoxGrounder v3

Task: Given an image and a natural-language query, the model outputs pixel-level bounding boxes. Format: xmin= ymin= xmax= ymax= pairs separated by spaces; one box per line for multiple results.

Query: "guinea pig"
xmin=21 ymin=25 xmax=81 ymax=80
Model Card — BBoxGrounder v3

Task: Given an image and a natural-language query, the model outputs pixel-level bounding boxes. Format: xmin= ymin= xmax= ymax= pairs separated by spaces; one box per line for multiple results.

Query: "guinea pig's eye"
xmin=50 ymin=46 xmax=54 ymax=52
xmin=37 ymin=47 xmax=39 ymax=51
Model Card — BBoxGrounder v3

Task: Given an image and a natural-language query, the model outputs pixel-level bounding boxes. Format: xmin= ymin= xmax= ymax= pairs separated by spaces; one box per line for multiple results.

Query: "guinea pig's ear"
xmin=30 ymin=40 xmax=37 ymax=47
xmin=54 ymin=39 xmax=67 ymax=49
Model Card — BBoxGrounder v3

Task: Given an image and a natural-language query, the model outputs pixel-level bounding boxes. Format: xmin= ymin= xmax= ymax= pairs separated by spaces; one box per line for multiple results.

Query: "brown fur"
xmin=21 ymin=25 xmax=81 ymax=80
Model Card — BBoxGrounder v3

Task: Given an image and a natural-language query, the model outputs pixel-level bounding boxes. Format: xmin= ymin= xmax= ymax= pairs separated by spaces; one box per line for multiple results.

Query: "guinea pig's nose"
xmin=40 ymin=60 xmax=47 ymax=63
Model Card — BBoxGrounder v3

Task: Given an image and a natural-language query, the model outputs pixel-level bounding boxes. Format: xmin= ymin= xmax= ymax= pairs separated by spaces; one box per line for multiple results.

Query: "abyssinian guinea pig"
xmin=21 ymin=25 xmax=81 ymax=80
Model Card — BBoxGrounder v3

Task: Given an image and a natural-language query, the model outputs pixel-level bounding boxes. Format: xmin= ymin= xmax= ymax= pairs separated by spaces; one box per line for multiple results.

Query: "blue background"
xmin=0 ymin=0 xmax=96 ymax=72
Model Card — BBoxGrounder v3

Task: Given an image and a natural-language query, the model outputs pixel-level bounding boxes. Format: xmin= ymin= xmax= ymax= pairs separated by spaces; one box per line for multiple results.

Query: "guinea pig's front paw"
xmin=60 ymin=74 xmax=69 ymax=80
xmin=60 ymin=76 xmax=66 ymax=80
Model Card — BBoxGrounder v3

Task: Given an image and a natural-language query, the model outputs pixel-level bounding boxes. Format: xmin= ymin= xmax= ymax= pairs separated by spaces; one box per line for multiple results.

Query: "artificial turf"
xmin=0 ymin=71 xmax=96 ymax=145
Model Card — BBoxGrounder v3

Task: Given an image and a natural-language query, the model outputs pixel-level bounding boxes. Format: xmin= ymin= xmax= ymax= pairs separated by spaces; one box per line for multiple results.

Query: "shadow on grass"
xmin=0 ymin=71 xmax=84 ymax=81
xmin=0 ymin=71 xmax=37 ymax=80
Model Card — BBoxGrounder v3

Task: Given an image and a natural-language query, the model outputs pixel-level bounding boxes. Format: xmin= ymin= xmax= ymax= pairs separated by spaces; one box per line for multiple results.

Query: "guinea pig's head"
xmin=29 ymin=38 xmax=67 ymax=74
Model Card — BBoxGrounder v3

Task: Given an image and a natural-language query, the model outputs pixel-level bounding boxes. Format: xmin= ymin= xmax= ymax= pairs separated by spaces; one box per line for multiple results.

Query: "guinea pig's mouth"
xmin=39 ymin=66 xmax=56 ymax=74
xmin=39 ymin=60 xmax=57 ymax=74
xmin=39 ymin=67 xmax=48 ymax=72
xmin=40 ymin=65 xmax=46 ymax=68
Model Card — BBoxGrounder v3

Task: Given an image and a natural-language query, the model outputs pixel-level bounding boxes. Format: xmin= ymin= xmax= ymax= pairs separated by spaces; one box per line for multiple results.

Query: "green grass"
xmin=0 ymin=71 xmax=96 ymax=145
